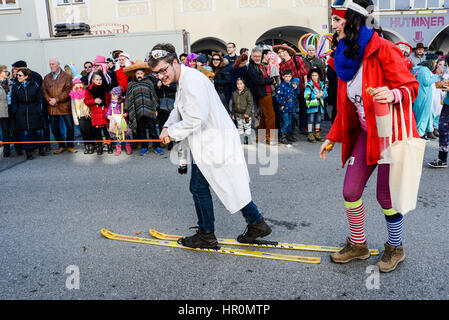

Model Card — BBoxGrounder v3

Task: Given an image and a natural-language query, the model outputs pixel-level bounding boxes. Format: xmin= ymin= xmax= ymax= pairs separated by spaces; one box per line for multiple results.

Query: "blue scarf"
xmin=334 ymin=25 xmax=374 ymax=82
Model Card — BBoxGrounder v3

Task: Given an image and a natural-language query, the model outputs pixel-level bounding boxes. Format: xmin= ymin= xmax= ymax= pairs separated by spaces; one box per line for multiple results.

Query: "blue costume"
xmin=412 ymin=65 xmax=439 ymax=137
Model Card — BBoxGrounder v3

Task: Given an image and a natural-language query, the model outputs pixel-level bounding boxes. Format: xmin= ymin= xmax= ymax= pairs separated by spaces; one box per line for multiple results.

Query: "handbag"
xmin=388 ymin=87 xmax=426 ymax=215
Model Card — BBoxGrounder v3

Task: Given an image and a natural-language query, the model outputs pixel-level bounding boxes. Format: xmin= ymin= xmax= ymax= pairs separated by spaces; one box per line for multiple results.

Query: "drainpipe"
xmin=45 ymin=0 xmax=54 ymax=37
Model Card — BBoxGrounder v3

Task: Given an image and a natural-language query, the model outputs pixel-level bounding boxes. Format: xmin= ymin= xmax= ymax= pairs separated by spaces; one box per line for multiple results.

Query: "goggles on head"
xmin=331 ymin=0 xmax=369 ymax=18
xmin=150 ymin=50 xmax=173 ymax=60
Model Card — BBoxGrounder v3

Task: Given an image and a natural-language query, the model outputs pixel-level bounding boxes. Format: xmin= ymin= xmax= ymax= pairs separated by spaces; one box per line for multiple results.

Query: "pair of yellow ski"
xmin=101 ymin=228 xmax=379 ymax=264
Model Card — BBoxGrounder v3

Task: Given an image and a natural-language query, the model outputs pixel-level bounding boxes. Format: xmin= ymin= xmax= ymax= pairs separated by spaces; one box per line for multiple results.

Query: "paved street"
xmin=0 ymin=123 xmax=448 ymax=301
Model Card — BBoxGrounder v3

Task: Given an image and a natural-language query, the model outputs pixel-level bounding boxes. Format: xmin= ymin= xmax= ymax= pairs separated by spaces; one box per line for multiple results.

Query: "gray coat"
xmin=0 ymin=86 xmax=8 ymax=118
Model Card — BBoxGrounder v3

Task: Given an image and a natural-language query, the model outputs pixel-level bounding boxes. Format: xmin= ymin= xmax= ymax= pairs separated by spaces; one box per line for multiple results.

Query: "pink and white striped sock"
xmin=344 ymin=199 xmax=366 ymax=245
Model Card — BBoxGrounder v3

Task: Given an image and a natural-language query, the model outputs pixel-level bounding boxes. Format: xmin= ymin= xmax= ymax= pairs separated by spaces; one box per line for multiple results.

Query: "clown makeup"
xmin=332 ymin=15 xmax=346 ymax=40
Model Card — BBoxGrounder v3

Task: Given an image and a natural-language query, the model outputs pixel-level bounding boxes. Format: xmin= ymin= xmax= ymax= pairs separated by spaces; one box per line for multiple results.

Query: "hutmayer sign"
xmin=380 ymin=14 xmax=448 ymax=47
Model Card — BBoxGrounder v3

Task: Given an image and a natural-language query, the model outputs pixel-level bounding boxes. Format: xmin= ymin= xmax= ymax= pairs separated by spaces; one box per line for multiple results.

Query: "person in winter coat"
xmin=124 ymin=60 xmax=163 ymax=156
xmin=412 ymin=55 xmax=440 ymax=139
xmin=0 ymin=65 xmax=14 ymax=157
xmin=209 ymin=52 xmax=232 ymax=112
xmin=320 ymin=0 xmax=420 ymax=273
xmin=41 ymin=58 xmax=76 ymax=154
xmin=231 ymin=78 xmax=254 ymax=144
xmin=275 ymin=69 xmax=298 ymax=144
xmin=115 ymin=52 xmax=133 ymax=94
xmin=304 ymin=67 xmax=328 ymax=143
xmin=70 ymin=78 xmax=94 ymax=154
xmin=84 ymin=71 xmax=112 ymax=155
xmin=231 ymin=54 xmax=249 ymax=92
xmin=10 ymin=68 xmax=48 ymax=160
xmin=246 ymin=47 xmax=276 ymax=144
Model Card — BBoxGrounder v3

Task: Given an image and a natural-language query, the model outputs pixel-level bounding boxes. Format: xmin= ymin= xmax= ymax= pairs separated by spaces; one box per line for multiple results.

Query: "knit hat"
xmin=111 ymin=86 xmax=122 ymax=97
xmin=197 ymin=54 xmax=208 ymax=64
xmin=424 ymin=53 xmax=439 ymax=62
xmin=12 ymin=60 xmax=27 ymax=68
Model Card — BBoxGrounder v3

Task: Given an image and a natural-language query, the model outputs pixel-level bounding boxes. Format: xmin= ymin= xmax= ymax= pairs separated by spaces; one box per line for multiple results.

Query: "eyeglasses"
xmin=152 ymin=63 xmax=172 ymax=78
xmin=212 ymin=58 xmax=221 ymax=61
xmin=150 ymin=50 xmax=172 ymax=59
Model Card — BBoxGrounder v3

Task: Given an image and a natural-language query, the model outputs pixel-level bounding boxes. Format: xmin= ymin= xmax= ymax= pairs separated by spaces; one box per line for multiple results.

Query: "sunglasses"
xmin=85 ymin=65 xmax=92 ymax=69
xmin=17 ymin=74 xmax=25 ymax=77
xmin=212 ymin=58 xmax=221 ymax=61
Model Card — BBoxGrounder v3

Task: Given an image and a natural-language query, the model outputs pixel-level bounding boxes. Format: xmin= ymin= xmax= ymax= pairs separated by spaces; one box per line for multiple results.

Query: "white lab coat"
xmin=164 ymin=65 xmax=252 ymax=213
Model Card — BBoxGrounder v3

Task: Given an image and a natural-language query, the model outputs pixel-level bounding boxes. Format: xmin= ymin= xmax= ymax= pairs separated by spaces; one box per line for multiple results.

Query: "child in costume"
xmin=70 ymin=78 xmax=94 ymax=154
xmin=106 ymin=86 xmax=132 ymax=155
xmin=304 ymin=67 xmax=327 ymax=143
xmin=231 ymin=78 xmax=253 ymax=144
xmin=275 ymin=69 xmax=297 ymax=144
xmin=85 ymin=71 xmax=113 ymax=155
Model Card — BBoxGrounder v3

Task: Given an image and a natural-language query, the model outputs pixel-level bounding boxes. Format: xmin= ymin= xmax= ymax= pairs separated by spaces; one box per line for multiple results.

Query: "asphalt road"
xmin=0 ymin=123 xmax=448 ymax=302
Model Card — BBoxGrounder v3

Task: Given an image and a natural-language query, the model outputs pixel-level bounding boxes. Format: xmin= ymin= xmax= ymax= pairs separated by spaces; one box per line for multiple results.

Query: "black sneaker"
xmin=178 ymin=229 xmax=218 ymax=249
xmin=237 ymin=219 xmax=272 ymax=243
xmin=428 ymin=159 xmax=448 ymax=168
xmin=427 ymin=132 xmax=437 ymax=140
xmin=287 ymin=133 xmax=297 ymax=142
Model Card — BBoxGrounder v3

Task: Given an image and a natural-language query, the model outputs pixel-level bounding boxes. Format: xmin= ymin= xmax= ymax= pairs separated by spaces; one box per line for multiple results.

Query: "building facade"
xmin=1 ymin=0 xmax=448 ymax=54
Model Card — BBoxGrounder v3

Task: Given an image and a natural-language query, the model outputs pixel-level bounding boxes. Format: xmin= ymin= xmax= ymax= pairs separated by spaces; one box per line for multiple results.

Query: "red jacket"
xmin=327 ymin=32 xmax=420 ymax=167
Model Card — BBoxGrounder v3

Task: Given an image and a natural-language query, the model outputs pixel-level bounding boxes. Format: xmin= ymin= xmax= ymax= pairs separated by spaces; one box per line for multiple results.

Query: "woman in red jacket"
xmin=319 ymin=0 xmax=420 ymax=273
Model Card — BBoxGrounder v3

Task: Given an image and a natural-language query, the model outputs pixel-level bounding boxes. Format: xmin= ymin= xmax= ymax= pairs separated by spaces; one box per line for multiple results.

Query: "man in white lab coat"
xmin=148 ymin=43 xmax=271 ymax=249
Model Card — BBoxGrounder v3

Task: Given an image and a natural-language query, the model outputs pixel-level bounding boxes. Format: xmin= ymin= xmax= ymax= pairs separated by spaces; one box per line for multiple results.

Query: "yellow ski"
xmin=101 ymin=229 xmax=320 ymax=264
xmin=149 ymin=229 xmax=380 ymax=255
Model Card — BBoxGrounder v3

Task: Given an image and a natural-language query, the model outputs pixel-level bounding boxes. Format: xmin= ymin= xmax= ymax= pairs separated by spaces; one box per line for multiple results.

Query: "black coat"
xmin=247 ymin=59 xmax=274 ymax=101
xmin=11 ymin=80 xmax=43 ymax=131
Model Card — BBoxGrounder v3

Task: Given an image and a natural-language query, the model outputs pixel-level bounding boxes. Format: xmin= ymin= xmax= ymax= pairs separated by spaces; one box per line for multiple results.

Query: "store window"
xmin=0 ymin=0 xmax=19 ymax=8
xmin=57 ymin=0 xmax=84 ymax=5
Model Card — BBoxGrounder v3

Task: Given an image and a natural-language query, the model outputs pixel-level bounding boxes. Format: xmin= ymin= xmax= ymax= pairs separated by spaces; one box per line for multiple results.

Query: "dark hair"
xmin=308 ymin=66 xmax=323 ymax=79
xmin=17 ymin=68 xmax=32 ymax=81
xmin=236 ymin=77 xmax=246 ymax=87
xmin=91 ymin=71 xmax=104 ymax=82
xmin=233 ymin=53 xmax=248 ymax=70
xmin=227 ymin=42 xmax=236 ymax=48
xmin=282 ymin=68 xmax=292 ymax=76
xmin=262 ymin=49 xmax=271 ymax=59
xmin=332 ymin=0 xmax=383 ymax=60
xmin=147 ymin=43 xmax=179 ymax=69
xmin=84 ymin=61 xmax=93 ymax=67
xmin=180 ymin=53 xmax=188 ymax=59
xmin=240 ymin=48 xmax=249 ymax=55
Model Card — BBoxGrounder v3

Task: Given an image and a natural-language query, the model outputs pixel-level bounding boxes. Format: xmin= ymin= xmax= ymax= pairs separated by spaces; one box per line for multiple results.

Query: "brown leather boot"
xmin=376 ymin=243 xmax=405 ymax=273
xmin=53 ymin=147 xmax=67 ymax=154
xmin=330 ymin=237 xmax=371 ymax=263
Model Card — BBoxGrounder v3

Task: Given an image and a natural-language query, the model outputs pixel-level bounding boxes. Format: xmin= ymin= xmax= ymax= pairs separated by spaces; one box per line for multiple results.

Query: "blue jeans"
xmin=280 ymin=112 xmax=294 ymax=134
xmin=50 ymin=115 xmax=75 ymax=148
xmin=189 ymin=164 xmax=263 ymax=233
xmin=307 ymin=112 xmax=322 ymax=127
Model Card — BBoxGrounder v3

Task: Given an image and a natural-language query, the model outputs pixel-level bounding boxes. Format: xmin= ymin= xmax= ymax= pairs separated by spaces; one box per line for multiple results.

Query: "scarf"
xmin=334 ymin=25 xmax=374 ymax=82
xmin=312 ymin=80 xmax=321 ymax=90
xmin=70 ymin=88 xmax=87 ymax=100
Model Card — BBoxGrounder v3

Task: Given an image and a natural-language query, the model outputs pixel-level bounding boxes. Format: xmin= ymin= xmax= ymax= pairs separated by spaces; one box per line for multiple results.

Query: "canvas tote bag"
xmin=388 ymin=87 xmax=426 ymax=214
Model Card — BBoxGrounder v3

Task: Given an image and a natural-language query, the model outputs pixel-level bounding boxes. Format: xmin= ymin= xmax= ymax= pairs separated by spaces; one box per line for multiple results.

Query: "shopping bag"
xmin=388 ymin=88 xmax=426 ymax=215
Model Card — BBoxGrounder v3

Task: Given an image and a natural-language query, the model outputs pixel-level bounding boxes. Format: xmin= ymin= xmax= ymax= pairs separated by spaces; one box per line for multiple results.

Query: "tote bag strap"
xmin=393 ymin=87 xmax=413 ymax=141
